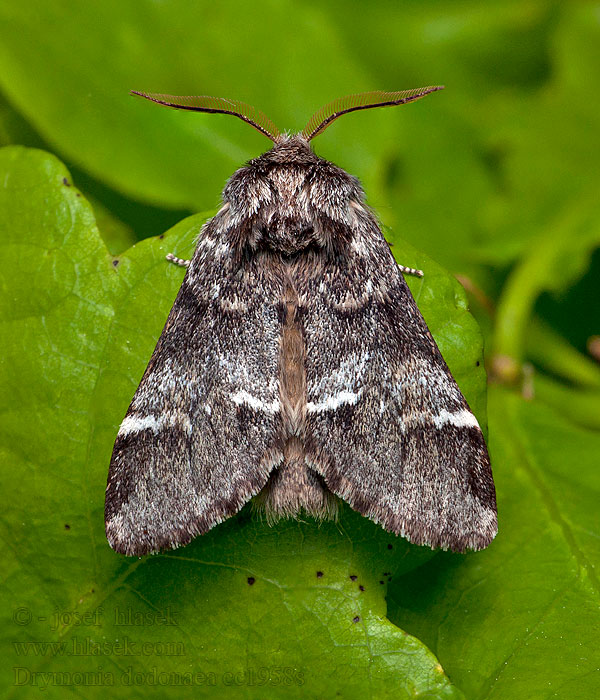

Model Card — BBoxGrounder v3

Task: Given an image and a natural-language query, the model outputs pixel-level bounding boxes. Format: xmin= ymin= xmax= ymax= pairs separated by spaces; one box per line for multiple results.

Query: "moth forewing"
xmin=105 ymin=86 xmax=497 ymax=555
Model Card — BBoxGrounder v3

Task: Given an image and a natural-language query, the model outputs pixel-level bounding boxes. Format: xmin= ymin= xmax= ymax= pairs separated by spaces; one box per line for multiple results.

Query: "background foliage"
xmin=1 ymin=1 xmax=599 ymax=698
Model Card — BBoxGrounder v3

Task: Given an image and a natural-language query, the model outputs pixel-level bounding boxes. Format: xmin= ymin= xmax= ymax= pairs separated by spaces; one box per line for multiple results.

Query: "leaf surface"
xmin=0 ymin=146 xmax=490 ymax=698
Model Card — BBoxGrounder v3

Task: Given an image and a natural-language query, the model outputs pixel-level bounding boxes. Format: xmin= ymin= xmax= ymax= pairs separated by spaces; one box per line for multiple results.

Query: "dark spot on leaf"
xmin=247 ymin=577 xmax=255 ymax=586
xmin=379 ymin=581 xmax=384 ymax=585
xmin=476 ymin=360 xmax=480 ymax=367
xmin=112 ymin=259 xmax=119 ymax=267
xmin=359 ymin=585 xmax=365 ymax=592
xmin=316 ymin=571 xmax=323 ymax=578
xmin=383 ymin=572 xmax=390 ymax=576
xmin=352 ymin=616 xmax=360 ymax=623
xmin=62 ymin=177 xmax=71 ymax=186
xmin=159 ymin=234 xmax=165 ymax=239
xmin=64 ymin=524 xmax=70 ymax=530
xmin=387 ymin=544 xmax=393 ymax=550
xmin=91 ymin=589 xmax=95 ymax=594
xmin=76 ymin=193 xmax=81 ymax=197
xmin=349 ymin=575 xmax=357 ymax=581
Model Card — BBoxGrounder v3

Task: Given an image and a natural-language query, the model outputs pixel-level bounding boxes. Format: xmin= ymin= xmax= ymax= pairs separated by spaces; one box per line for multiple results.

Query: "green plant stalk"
xmin=527 ymin=317 xmax=600 ymax=390
xmin=492 ymin=229 xmax=558 ymax=381
xmin=492 ymin=187 xmax=600 ymax=382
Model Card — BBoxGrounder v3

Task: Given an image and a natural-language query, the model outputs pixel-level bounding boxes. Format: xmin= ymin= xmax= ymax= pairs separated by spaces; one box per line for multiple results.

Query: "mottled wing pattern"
xmin=105 ymin=227 xmax=283 ymax=555
xmin=301 ymin=215 xmax=497 ymax=552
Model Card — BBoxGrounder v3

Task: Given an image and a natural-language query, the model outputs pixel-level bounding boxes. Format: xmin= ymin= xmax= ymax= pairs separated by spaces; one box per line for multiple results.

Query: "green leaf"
xmin=0 ymin=92 xmax=44 ymax=149
xmin=1 ymin=3 xmax=598 ymax=696
xmin=0 ymin=146 xmax=492 ymax=698
xmin=477 ymin=3 xmax=600 ymax=265
xmin=2 ymin=2 xmax=599 ymax=278
xmin=388 ymin=386 xmax=600 ymax=699
xmin=491 ymin=184 xmax=600 ymax=381
xmin=0 ymin=0 xmax=396 ymax=215
xmin=298 ymin=0 xmax=557 ymax=270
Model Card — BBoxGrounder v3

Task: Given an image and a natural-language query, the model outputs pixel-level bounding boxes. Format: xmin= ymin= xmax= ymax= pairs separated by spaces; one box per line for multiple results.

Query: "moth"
xmin=105 ymin=87 xmax=497 ymax=556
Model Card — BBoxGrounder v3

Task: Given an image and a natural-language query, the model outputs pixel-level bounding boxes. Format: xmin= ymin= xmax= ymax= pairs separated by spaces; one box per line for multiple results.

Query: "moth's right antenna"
xmin=302 ymin=86 xmax=444 ymax=141
xmin=131 ymin=91 xmax=281 ymax=143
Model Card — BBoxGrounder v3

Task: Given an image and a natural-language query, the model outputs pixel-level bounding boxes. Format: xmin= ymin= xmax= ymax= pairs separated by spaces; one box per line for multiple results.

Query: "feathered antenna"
xmin=131 ymin=91 xmax=281 ymax=142
xmin=302 ymin=86 xmax=444 ymax=141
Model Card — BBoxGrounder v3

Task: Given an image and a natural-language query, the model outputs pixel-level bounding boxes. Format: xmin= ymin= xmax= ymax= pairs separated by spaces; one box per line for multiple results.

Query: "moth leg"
xmin=397 ymin=264 xmax=424 ymax=278
xmin=166 ymin=253 xmax=190 ymax=267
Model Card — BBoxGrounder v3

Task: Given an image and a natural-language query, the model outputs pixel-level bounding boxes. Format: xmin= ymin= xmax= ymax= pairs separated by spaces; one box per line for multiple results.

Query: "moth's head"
xmin=130 ymin=88 xmax=444 ymax=255
xmin=254 ymin=132 xmax=317 ymax=166
xmin=130 ymin=87 xmax=444 ymax=150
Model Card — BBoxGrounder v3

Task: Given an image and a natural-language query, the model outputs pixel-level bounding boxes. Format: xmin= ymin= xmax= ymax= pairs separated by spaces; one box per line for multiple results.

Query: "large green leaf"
xmin=388 ymin=386 xmax=600 ymax=698
xmin=0 ymin=0 xmax=397 ymax=217
xmin=0 ymin=146 xmax=493 ymax=698
xmin=0 ymin=2 xmax=599 ymax=696
xmin=305 ymin=1 xmax=600 ymax=272
xmin=2 ymin=1 xmax=598 ymax=276
xmin=474 ymin=3 xmax=600 ymax=265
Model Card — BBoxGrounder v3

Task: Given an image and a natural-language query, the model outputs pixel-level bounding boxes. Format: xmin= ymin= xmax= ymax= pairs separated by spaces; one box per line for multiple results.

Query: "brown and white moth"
xmin=105 ymin=87 xmax=497 ymax=556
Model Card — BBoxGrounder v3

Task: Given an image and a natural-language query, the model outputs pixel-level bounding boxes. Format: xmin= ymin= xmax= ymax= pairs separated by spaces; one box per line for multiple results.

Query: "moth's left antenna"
xmin=131 ymin=91 xmax=281 ymax=143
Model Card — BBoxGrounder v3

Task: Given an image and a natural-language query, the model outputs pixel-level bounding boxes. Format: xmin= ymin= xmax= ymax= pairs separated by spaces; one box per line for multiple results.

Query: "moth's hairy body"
xmin=193 ymin=135 xmax=360 ymax=523
xmin=256 ymin=275 xmax=338 ymax=521
xmin=106 ymin=134 xmax=497 ymax=556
